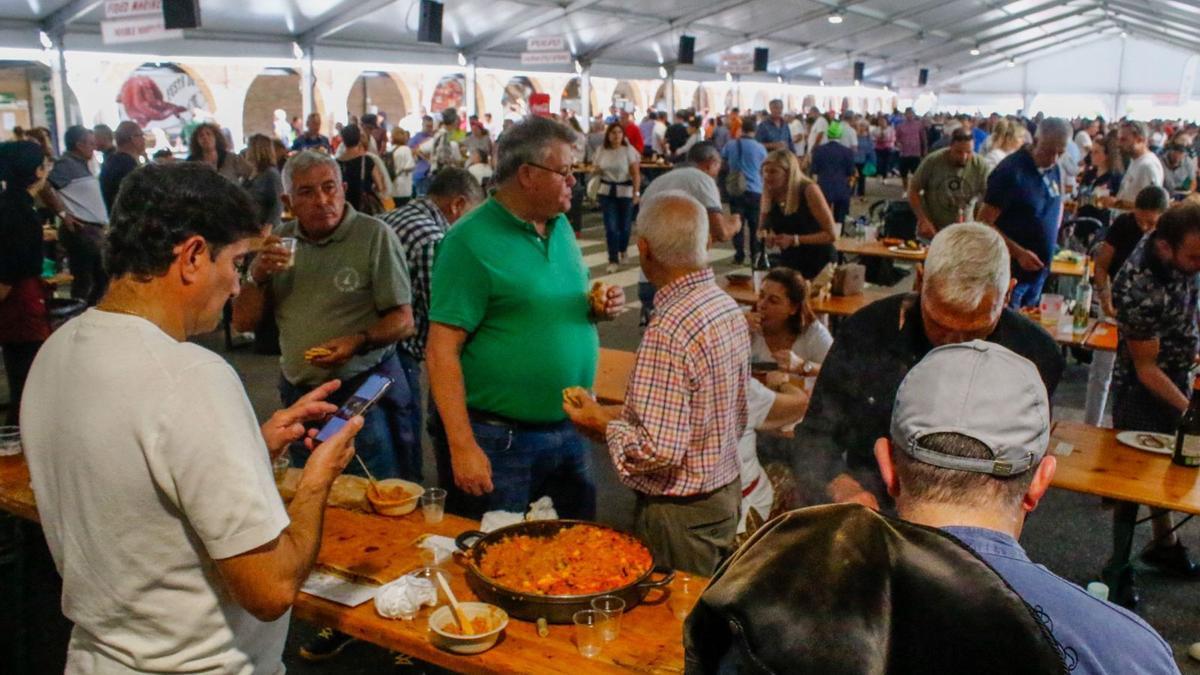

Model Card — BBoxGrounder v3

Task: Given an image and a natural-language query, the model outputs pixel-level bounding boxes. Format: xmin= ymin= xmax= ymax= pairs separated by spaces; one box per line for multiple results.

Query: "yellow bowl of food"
xmin=366 ymin=479 xmax=424 ymax=516
xmin=428 ymin=602 xmax=509 ymax=654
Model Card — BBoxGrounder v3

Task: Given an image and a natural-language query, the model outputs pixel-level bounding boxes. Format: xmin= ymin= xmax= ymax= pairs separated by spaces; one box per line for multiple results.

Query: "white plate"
xmin=887 ymin=245 xmax=926 ymax=257
xmin=1115 ymin=431 xmax=1174 ymax=456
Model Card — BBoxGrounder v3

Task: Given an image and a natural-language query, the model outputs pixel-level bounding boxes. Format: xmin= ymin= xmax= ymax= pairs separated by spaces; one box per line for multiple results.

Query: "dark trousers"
xmin=430 ymin=411 xmax=595 ymax=521
xmin=633 ymin=481 xmax=740 ymax=576
xmin=0 ymin=513 xmax=71 ymax=674
xmin=876 ymin=148 xmax=894 ymax=177
xmin=1 ymin=342 xmax=41 ymax=425
xmin=854 ymin=163 xmax=867 ymax=197
xmin=279 ymin=352 xmax=422 ymax=481
xmin=60 ymin=223 xmax=107 ymax=306
xmin=730 ymin=191 xmax=762 ymax=262
xmin=829 ymin=197 xmax=850 ymax=225
xmin=599 ymin=195 xmax=634 ymax=263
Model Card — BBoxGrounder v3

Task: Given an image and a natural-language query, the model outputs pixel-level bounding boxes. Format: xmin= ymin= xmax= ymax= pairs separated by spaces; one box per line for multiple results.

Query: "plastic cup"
xmin=1038 ymin=294 xmax=1064 ymax=330
xmin=272 ymin=453 xmax=290 ymax=482
xmin=278 ymin=237 xmax=297 ymax=269
xmin=668 ymin=574 xmax=701 ymax=621
xmin=591 ymin=595 xmax=625 ymax=642
xmin=0 ymin=426 xmax=21 ymax=457
xmin=421 ymin=487 xmax=447 ymax=524
xmin=573 ymin=609 xmax=604 ymax=658
xmin=408 ymin=566 xmax=447 ymax=607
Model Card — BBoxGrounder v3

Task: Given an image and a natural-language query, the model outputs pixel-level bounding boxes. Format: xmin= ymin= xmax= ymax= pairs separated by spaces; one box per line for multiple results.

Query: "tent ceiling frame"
xmin=40 ymin=0 xmax=102 ymax=36
xmin=463 ymin=0 xmax=605 ymax=56
xmin=581 ymin=0 xmax=752 ymax=62
xmin=1104 ymin=0 xmax=1200 ymax=38
xmin=297 ymin=0 xmax=399 ymax=45
xmin=767 ymin=0 xmax=948 ymax=73
xmin=684 ymin=0 xmax=873 ymax=65
xmin=941 ymin=26 xmax=1118 ymax=85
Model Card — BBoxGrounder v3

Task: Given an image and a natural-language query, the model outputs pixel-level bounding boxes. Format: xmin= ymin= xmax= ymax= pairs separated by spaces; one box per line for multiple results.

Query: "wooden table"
xmin=834 ymin=238 xmax=1087 ymax=277
xmin=1049 ymin=421 xmax=1200 ymax=514
xmin=43 ymin=273 xmax=73 ymax=288
xmin=0 ymin=456 xmax=693 ymax=674
xmin=595 ymin=348 xmax=636 ymax=405
xmin=716 ymin=274 xmax=893 ymax=319
xmin=1083 ymin=321 xmax=1118 ymax=352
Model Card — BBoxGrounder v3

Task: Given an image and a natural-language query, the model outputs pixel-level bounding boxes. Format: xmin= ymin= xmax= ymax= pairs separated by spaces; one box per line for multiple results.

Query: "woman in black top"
xmin=1076 ymin=133 xmax=1124 ymax=229
xmin=337 ymin=124 xmax=387 ymax=214
xmin=758 ymin=149 xmax=837 ymax=279
xmin=0 ymin=141 xmax=53 ymax=424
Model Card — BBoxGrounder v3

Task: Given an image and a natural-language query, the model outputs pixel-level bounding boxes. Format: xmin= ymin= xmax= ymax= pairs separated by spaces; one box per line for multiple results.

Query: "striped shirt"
xmin=380 ymin=198 xmax=449 ymax=360
xmin=607 ymin=268 xmax=750 ymax=496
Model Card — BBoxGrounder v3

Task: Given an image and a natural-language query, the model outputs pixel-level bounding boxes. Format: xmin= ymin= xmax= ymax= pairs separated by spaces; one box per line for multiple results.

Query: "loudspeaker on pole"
xmin=753 ymin=47 xmax=769 ymax=72
xmin=678 ymin=35 xmax=695 ymax=65
xmin=418 ymin=0 xmax=444 ymax=44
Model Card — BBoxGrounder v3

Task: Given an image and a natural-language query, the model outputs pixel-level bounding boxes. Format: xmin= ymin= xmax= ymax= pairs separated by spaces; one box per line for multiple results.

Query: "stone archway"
xmin=346 ymin=71 xmax=409 ymax=129
xmin=561 ymin=77 xmax=597 ymax=117
xmin=611 ymin=80 xmax=640 ymax=113
xmin=0 ymin=61 xmax=82 ymax=143
xmin=691 ymin=85 xmax=711 ymax=113
xmin=501 ymin=76 xmax=536 ymax=119
xmin=242 ymin=68 xmax=303 ymax=141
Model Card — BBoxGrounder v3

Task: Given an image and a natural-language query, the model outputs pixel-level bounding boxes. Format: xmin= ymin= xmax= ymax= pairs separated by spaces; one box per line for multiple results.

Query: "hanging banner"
xmin=102 ymin=16 xmax=183 ymax=45
xmin=117 ymin=64 xmax=210 ymax=141
xmin=104 ymin=0 xmax=162 ymax=19
xmin=717 ymin=52 xmax=754 ymax=75
xmin=521 ymin=51 xmax=572 ymax=66
xmin=526 ymin=36 xmax=566 ymax=52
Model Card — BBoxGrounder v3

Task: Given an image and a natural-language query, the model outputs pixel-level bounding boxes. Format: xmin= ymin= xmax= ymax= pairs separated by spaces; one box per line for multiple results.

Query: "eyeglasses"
xmin=526 ymin=162 xmax=574 ymax=179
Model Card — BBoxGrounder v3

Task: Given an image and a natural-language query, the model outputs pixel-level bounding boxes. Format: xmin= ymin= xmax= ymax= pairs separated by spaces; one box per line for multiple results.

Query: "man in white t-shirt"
xmin=736 ymin=374 xmax=808 ymax=533
xmin=1104 ymin=120 xmax=1164 ymax=211
xmin=21 ymin=162 xmax=363 ymax=674
xmin=806 ymin=108 xmax=829 ymax=158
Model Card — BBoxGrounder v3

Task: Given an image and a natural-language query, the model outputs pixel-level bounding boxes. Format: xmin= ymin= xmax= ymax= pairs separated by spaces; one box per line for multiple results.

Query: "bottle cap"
xmin=1086 ymin=581 xmax=1109 ymax=601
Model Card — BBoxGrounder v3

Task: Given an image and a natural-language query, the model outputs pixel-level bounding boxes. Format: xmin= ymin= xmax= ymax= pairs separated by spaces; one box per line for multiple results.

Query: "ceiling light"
xmin=819 ymin=79 xmax=825 ymax=86
xmin=1007 ymin=58 xmax=1016 ymax=68
xmin=970 ymin=46 xmax=981 ymax=56
xmin=854 ymin=79 xmax=860 ymax=86
xmin=457 ymin=51 xmax=467 ymax=66
xmin=39 ymin=31 xmax=53 ymax=51
xmin=777 ymin=75 xmax=784 ymax=84
xmin=828 ymin=11 xmax=844 ymax=24
xmin=291 ymin=41 xmax=304 ymax=60
xmin=658 ymin=66 xmax=669 ymax=78
xmin=1120 ymin=29 xmax=1128 ymax=38
xmin=725 ymin=72 xmax=733 ymax=82
xmin=574 ymin=59 xmax=583 ymax=75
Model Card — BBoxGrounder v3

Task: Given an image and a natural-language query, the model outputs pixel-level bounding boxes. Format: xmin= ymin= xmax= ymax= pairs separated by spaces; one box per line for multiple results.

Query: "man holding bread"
xmin=428 ymin=116 xmax=624 ymax=520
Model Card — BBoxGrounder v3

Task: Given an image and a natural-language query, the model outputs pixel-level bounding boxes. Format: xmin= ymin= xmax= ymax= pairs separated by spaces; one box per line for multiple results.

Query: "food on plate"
xmin=477 ymin=525 xmax=653 ymax=596
xmin=562 ymin=386 xmax=590 ymax=408
xmin=1137 ymin=433 xmax=1166 ymax=449
xmin=880 ymin=237 xmax=903 ymax=247
xmin=588 ymin=281 xmax=611 ymax=315
xmin=441 ymin=616 xmax=493 ymax=636
xmin=902 ymin=239 xmax=922 ymax=250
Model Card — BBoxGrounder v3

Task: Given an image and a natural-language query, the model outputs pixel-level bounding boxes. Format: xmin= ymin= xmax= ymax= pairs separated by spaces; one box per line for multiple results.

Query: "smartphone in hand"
xmin=314 ymin=374 xmax=393 ymax=442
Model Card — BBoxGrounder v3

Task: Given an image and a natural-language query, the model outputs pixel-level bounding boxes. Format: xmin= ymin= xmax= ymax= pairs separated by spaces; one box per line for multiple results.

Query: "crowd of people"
xmin=2 ymin=95 xmax=1200 ymax=673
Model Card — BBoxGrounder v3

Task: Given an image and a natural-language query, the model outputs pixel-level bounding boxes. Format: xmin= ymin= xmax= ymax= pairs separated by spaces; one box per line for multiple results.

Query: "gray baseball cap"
xmin=891 ymin=340 xmax=1050 ymax=476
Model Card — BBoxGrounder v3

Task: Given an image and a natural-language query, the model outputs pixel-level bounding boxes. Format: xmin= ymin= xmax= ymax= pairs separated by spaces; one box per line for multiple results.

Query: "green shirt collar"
xmin=296 ymin=204 xmax=358 ymax=245
xmin=487 ymin=196 xmax=561 ymax=239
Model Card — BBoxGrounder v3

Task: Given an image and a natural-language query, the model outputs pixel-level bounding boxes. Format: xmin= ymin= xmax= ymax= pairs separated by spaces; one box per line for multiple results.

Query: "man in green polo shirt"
xmin=427 ymin=116 xmax=624 ymax=520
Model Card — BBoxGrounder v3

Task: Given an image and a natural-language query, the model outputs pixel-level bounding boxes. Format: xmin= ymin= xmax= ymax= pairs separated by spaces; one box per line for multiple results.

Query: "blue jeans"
xmin=279 ymin=352 xmax=422 ymax=481
xmin=1008 ymin=268 xmax=1051 ymax=309
xmin=730 ymin=191 xmax=762 ymax=262
xmin=413 ymin=173 xmax=431 ymax=197
xmin=599 ymin=194 xmax=634 ymax=263
xmin=430 ymin=412 xmax=596 ymax=521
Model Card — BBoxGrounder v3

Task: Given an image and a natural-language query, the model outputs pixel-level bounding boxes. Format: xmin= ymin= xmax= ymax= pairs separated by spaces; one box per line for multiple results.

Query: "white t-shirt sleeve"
xmin=151 ymin=357 xmax=289 ymax=561
xmin=745 ymin=378 xmax=777 ymax=431
xmin=795 ymin=321 xmax=833 ymax=364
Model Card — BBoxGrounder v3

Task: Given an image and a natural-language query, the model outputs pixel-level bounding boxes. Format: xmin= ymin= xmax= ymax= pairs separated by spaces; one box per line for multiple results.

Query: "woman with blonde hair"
xmin=983 ymin=118 xmax=1022 ymax=171
xmin=759 ymin=149 xmax=836 ymax=279
xmin=244 ymin=133 xmax=283 ymax=227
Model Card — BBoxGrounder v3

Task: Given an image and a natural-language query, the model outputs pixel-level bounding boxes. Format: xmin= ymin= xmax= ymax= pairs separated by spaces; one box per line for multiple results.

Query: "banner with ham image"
xmin=117 ymin=63 xmax=211 ymax=145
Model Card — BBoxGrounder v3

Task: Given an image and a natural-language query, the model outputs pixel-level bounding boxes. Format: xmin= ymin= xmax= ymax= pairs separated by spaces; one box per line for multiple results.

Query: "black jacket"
xmin=791 ymin=293 xmax=1064 ymax=505
xmin=684 ymin=504 xmax=1067 ymax=674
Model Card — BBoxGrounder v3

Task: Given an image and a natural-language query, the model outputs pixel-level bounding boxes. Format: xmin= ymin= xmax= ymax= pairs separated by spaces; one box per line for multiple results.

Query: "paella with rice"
xmin=477 ymin=524 xmax=654 ymax=596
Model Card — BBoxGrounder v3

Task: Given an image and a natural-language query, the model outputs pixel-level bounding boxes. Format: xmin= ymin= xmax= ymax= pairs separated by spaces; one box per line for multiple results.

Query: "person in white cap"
xmin=873 ymin=341 xmax=1179 ymax=675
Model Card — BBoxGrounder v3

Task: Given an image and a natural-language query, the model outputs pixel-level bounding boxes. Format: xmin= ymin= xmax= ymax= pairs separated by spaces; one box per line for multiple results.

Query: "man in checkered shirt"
xmin=379 ymin=168 xmax=484 ymax=455
xmin=565 ymin=190 xmax=750 ymax=575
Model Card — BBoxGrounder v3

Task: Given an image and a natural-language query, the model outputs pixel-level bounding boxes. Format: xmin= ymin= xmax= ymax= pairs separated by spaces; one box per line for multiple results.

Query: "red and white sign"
xmin=717 ymin=52 xmax=754 ymax=75
xmin=102 ymin=16 xmax=182 ymax=44
xmin=104 ymin=0 xmax=162 ymax=20
xmin=521 ymin=51 xmax=572 ymax=66
xmin=530 ymin=93 xmax=551 ymax=117
xmin=526 ymin=36 xmax=566 ymax=52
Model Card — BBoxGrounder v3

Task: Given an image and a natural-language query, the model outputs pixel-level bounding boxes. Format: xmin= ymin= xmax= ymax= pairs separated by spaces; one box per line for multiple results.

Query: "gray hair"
xmin=283 ymin=150 xmax=340 ymax=194
xmin=1122 ymin=120 xmax=1150 ymax=141
xmin=427 ymin=167 xmax=485 ymax=203
xmin=494 ymin=116 xmax=577 ymax=184
xmin=686 ymin=141 xmax=721 ymax=165
xmin=1034 ymin=117 xmax=1071 ymax=144
xmin=113 ymin=121 xmax=142 ymax=146
xmin=924 ymin=222 xmax=1010 ymax=312
xmin=636 ymin=190 xmax=708 ymax=269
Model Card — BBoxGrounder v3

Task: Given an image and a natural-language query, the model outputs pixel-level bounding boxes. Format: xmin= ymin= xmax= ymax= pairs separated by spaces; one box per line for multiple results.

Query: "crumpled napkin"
xmin=418 ymin=534 xmax=458 ymax=565
xmin=374 ymin=574 xmax=438 ymax=620
xmin=480 ymin=496 xmax=561 ymax=532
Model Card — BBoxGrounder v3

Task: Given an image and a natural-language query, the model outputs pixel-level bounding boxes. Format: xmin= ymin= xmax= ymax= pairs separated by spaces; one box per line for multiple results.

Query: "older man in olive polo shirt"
xmin=234 ymin=150 xmax=418 ymax=481
xmin=427 ymin=116 xmax=624 ymax=520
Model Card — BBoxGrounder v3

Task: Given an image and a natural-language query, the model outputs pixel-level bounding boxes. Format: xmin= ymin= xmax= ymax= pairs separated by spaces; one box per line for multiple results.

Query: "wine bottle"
xmin=1173 ymin=374 xmax=1200 ymax=468
xmin=752 ymin=245 xmax=770 ymax=294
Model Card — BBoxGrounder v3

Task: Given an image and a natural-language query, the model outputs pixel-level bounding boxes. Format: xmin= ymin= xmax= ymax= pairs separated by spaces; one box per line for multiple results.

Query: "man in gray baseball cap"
xmin=873 ymin=340 xmax=1178 ymax=675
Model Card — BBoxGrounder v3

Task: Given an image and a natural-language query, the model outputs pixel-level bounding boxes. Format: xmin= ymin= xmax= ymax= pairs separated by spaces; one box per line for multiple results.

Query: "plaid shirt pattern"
xmin=607 ymin=268 xmax=750 ymax=496
xmin=380 ymin=198 xmax=449 ymax=360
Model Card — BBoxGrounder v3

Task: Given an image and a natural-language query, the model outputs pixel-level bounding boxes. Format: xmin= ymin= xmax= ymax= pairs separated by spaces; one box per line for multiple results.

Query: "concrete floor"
xmin=4 ymin=177 xmax=1198 ymax=673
